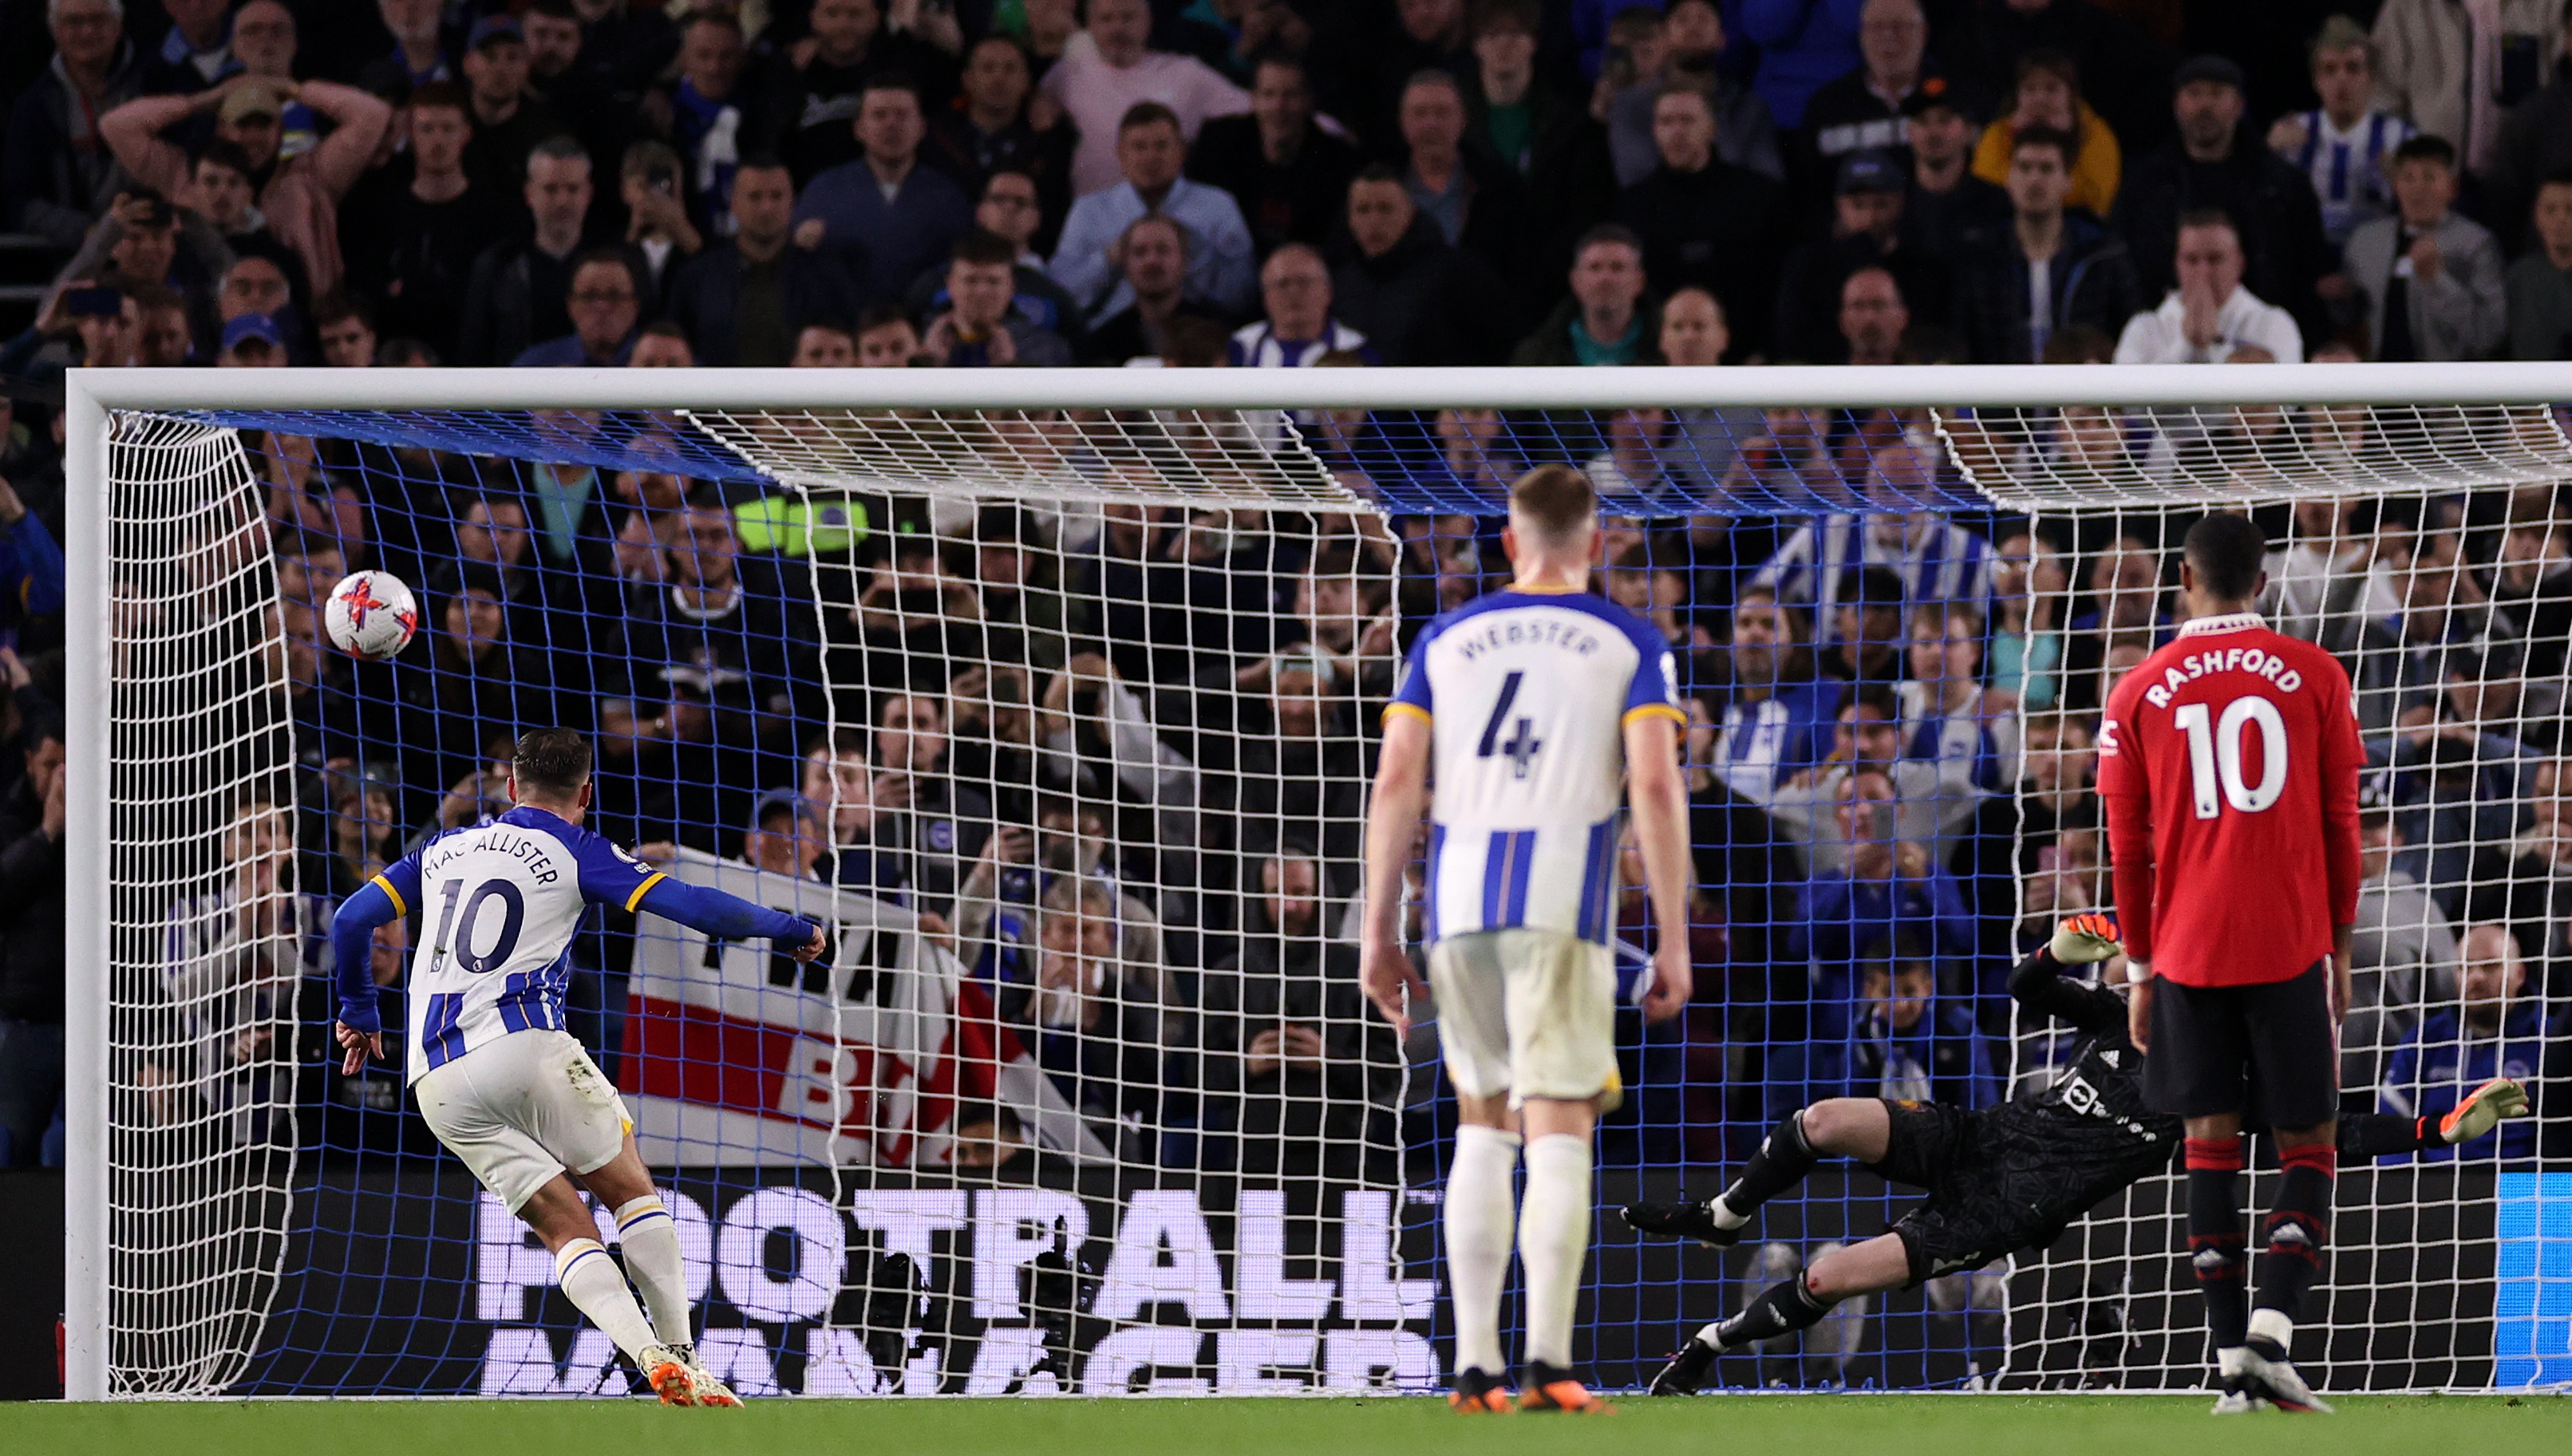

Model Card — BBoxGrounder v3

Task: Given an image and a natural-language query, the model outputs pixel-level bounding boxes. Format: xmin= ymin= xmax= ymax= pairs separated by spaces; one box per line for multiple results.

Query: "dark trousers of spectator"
xmin=0 ymin=1018 xmax=65 ymax=1166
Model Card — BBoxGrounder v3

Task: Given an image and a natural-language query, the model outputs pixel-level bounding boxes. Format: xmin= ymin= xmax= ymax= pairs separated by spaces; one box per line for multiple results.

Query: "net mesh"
xmin=103 ymin=413 xmax=302 ymax=1395
xmin=85 ymin=385 xmax=2572 ymax=1398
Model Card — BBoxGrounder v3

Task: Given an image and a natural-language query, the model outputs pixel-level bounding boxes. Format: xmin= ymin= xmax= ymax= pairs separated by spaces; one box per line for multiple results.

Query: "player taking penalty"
xmin=330 ymin=728 xmax=826 ymax=1406
xmin=2100 ymin=514 xmax=2364 ymax=1414
xmin=1361 ymin=464 xmax=1695 ymax=1415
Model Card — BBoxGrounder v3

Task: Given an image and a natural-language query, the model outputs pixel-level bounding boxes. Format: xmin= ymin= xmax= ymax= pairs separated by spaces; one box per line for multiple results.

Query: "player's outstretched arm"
xmin=634 ymin=874 xmax=826 ymax=960
xmin=2340 ymin=1080 xmax=2531 ymax=1158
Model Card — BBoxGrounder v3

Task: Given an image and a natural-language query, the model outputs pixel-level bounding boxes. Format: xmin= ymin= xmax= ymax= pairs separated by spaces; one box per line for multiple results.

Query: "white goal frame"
xmin=59 ymin=360 xmax=2572 ymax=1400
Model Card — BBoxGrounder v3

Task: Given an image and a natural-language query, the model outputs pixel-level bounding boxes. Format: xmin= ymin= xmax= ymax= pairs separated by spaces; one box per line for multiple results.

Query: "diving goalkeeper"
xmin=1629 ymin=914 xmax=2528 ymax=1399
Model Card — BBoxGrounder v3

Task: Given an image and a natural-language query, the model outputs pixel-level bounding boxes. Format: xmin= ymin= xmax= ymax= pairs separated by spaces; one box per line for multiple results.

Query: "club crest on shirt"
xmin=927 ymin=819 xmax=956 ymax=853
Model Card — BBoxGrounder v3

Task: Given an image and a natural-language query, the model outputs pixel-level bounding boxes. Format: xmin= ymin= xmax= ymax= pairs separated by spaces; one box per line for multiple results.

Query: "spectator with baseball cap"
xmin=2114 ymin=53 xmax=2333 ymax=346
xmin=218 ymin=312 xmax=288 ymax=367
xmin=1898 ymin=77 xmax=2009 ymax=268
xmin=1772 ymin=150 xmax=1946 ymax=365
xmin=457 ymin=14 xmax=571 ymax=197
xmin=99 ymin=73 xmax=391 ymax=298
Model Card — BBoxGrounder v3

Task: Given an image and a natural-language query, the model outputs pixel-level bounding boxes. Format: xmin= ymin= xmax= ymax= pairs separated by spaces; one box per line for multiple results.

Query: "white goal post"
xmin=59 ymin=362 xmax=2572 ymax=1400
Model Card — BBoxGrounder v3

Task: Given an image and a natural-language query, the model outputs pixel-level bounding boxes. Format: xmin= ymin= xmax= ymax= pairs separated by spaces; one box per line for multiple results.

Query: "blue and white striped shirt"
xmin=1389 ymin=588 xmax=1684 ymax=946
xmin=2286 ymin=109 xmax=2413 ymax=247
xmin=1752 ymin=514 xmax=1996 ymax=646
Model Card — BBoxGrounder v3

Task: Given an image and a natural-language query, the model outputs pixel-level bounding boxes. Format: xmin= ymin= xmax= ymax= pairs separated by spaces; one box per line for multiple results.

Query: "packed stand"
xmin=1 ymin=0 xmax=2570 ymax=1174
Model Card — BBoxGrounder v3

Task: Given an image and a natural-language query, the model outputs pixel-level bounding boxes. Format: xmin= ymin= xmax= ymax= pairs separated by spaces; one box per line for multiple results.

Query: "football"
xmin=322 ymin=570 xmax=419 ymax=661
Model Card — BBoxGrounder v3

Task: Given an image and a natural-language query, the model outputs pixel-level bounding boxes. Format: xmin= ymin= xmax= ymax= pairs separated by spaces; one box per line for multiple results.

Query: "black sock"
xmin=1711 ymin=1275 xmax=1833 ymax=1352
xmin=1719 ymin=1110 xmax=1820 ymax=1217
xmin=2252 ymin=1145 xmax=2336 ymax=1355
xmin=2183 ymin=1136 xmax=2248 ymax=1353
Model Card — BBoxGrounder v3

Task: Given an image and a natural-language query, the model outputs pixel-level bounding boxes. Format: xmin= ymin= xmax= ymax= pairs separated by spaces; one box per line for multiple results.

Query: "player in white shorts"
xmin=1360 ymin=464 xmax=1696 ymax=1414
xmin=330 ymin=728 xmax=823 ymax=1406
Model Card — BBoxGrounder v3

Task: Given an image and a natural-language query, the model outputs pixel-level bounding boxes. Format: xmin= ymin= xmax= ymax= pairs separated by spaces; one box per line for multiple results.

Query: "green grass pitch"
xmin=8 ymin=1395 xmax=2569 ymax=1456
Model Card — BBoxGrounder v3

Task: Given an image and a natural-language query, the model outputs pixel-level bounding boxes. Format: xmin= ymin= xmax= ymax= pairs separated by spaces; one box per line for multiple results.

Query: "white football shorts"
xmin=413 ymin=1029 xmax=631 ymax=1212
xmin=1427 ymin=928 xmax=1618 ymax=1106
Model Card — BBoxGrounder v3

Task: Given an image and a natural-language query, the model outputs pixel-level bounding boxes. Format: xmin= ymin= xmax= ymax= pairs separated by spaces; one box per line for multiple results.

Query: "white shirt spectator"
xmin=1041 ymin=30 xmax=1250 ymax=196
xmin=1229 ymin=318 xmax=1369 ymax=367
xmin=2262 ymin=535 xmax=2403 ymax=645
xmin=2112 ymin=286 xmax=2305 ymax=365
xmin=1049 ymin=176 xmax=1258 ymax=317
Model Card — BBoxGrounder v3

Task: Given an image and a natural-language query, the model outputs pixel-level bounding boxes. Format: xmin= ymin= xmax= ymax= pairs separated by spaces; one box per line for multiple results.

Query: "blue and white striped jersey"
xmin=1894 ymin=679 xmax=2021 ymax=795
xmin=373 ymin=806 xmax=664 ymax=1083
xmin=1387 ymin=588 xmax=1685 ymax=945
xmin=1752 ymin=514 xmax=1995 ymax=645
xmin=1714 ymin=677 xmax=1843 ymax=795
xmin=2284 ymin=108 xmax=2412 ymax=245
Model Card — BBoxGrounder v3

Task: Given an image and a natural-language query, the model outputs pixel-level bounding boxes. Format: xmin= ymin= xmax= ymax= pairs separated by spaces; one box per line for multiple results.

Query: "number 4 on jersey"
xmin=1476 ymin=669 xmax=1544 ymax=779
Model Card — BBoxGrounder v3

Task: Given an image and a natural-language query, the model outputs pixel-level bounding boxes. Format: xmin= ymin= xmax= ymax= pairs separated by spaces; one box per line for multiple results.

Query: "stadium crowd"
xmin=0 ymin=0 xmax=2570 ymax=1178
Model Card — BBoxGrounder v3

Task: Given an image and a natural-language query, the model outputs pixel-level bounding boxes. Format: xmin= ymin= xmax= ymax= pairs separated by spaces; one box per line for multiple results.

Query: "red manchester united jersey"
xmin=2096 ymin=612 xmax=2363 ymax=987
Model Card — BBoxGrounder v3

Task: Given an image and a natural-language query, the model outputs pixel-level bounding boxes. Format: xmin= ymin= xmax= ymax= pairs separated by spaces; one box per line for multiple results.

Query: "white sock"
xmin=1518 ymin=1132 xmax=1593 ymax=1371
xmin=554 ymin=1238 xmax=661 ymax=1364
xmin=2247 ymin=1308 xmax=2295 ymax=1351
xmin=1709 ymin=1194 xmax=1748 ymax=1230
xmin=1446 ymin=1124 xmax=1521 ymax=1375
xmin=614 ymin=1197 xmax=693 ymax=1351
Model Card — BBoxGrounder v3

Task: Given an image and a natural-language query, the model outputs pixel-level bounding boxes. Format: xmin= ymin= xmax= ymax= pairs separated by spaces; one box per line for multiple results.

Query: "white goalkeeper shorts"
xmin=413 ymin=1030 xmax=632 ymax=1213
xmin=1427 ymin=928 xmax=1619 ymax=1107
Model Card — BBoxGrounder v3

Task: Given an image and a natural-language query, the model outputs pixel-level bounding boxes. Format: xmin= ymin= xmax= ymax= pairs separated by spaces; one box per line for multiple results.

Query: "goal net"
xmin=60 ymin=366 xmax=2571 ymax=1399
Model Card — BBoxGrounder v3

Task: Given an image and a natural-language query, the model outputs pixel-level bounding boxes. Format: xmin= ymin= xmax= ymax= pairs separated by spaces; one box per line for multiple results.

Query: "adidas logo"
xmin=2100 ymin=1049 xmax=2120 ymax=1069
xmin=2192 ymin=1247 xmax=2238 ymax=1271
xmin=2270 ymin=1222 xmax=2312 ymax=1247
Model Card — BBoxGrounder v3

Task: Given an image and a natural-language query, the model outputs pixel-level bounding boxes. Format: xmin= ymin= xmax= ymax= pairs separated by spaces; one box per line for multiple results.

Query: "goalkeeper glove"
xmin=2049 ymin=913 xmax=2121 ymax=965
xmin=2439 ymin=1077 xmax=2531 ymax=1145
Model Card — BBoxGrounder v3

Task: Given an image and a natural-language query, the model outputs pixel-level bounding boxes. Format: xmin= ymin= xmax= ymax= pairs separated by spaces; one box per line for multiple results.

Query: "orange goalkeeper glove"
xmin=2049 ymin=913 xmax=2122 ymax=965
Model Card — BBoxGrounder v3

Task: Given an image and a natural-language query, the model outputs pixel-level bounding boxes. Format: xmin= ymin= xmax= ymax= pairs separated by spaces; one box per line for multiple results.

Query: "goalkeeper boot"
xmin=1448 ymin=1366 xmax=1511 ymax=1414
xmin=1649 ymin=1337 xmax=1717 ymax=1396
xmin=1519 ymin=1361 xmax=1613 ymax=1414
xmin=2209 ymin=1375 xmax=2268 ymax=1415
xmin=2237 ymin=1347 xmax=2333 ymax=1415
xmin=2440 ymin=1077 xmax=2531 ymax=1146
xmin=1621 ymin=1198 xmax=1742 ymax=1248
xmin=638 ymin=1344 xmax=700 ymax=1407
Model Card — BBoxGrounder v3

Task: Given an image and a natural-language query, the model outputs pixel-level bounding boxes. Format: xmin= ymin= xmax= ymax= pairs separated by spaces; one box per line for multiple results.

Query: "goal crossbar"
xmin=64 ymin=361 xmax=2572 ymax=412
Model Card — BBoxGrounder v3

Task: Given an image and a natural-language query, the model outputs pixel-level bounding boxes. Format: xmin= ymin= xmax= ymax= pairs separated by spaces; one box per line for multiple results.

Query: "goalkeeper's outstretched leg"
xmin=1623 ymin=1098 xmax=1890 ymax=1248
xmin=1625 ymin=1099 xmax=1910 ymax=1395
xmin=1644 ymin=1230 xmax=1914 ymax=1395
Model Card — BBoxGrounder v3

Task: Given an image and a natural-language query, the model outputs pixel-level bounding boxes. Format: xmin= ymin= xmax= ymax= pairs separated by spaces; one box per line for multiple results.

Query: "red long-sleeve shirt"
xmin=2096 ymin=613 xmax=2363 ymax=987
